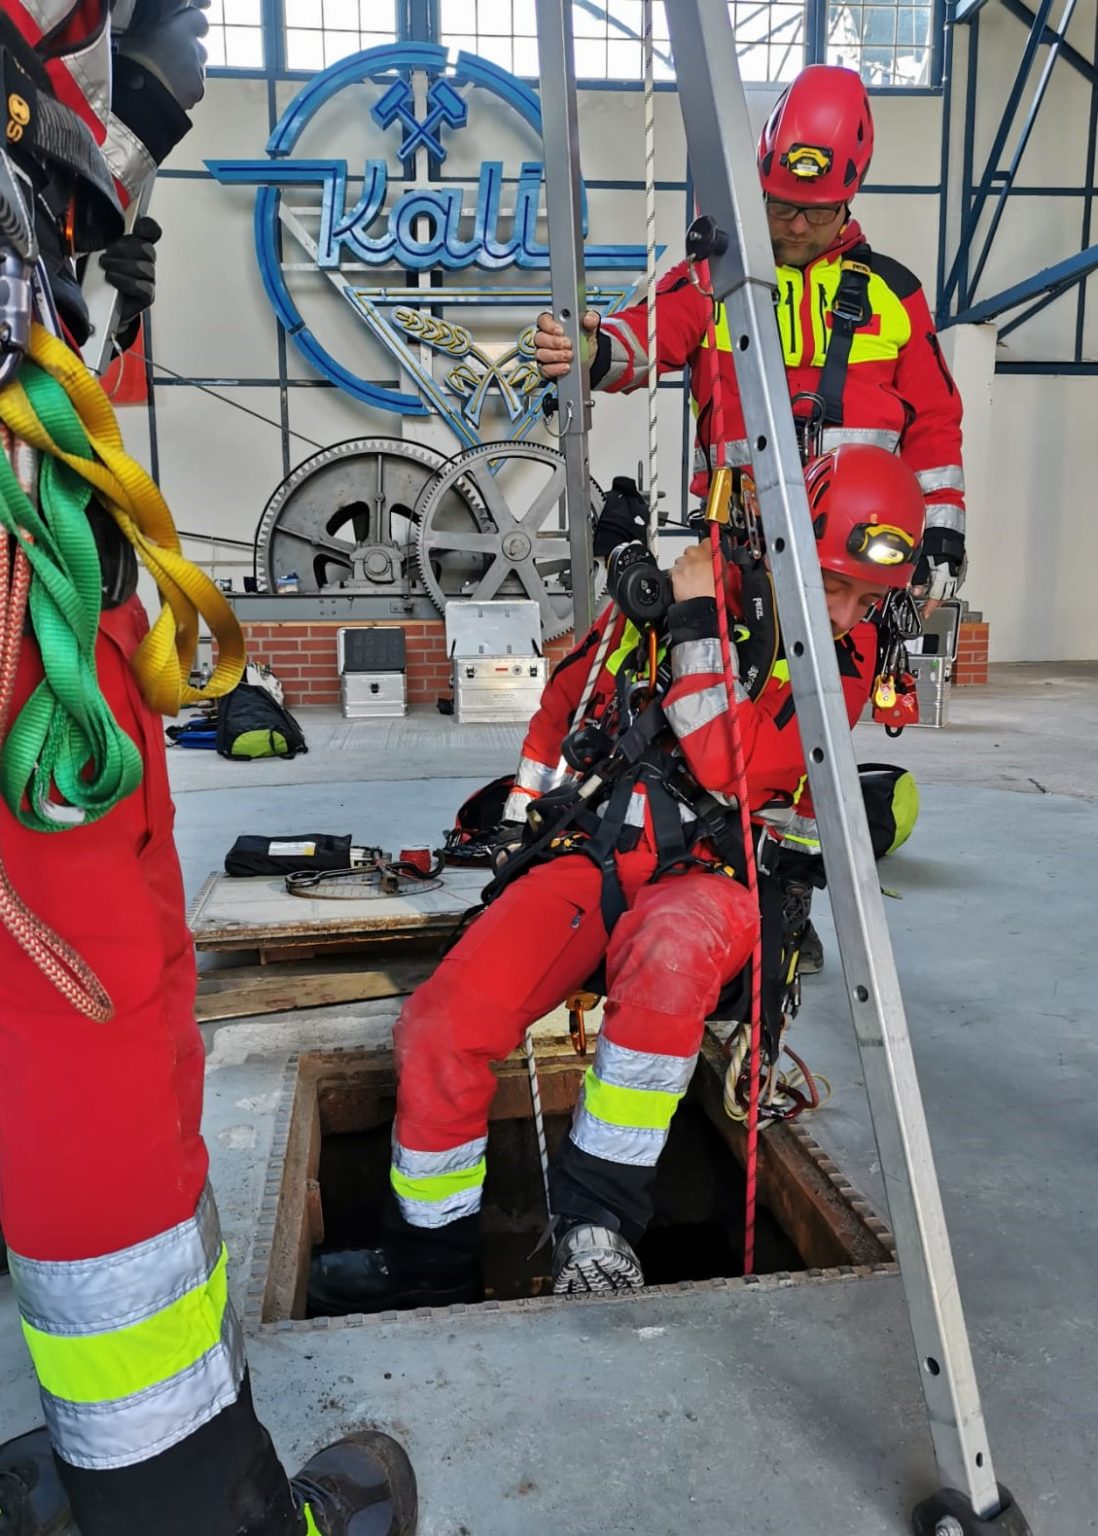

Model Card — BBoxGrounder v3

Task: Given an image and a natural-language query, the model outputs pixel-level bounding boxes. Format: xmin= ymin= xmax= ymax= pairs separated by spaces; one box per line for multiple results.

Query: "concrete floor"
xmin=2 ymin=664 xmax=1096 ymax=1535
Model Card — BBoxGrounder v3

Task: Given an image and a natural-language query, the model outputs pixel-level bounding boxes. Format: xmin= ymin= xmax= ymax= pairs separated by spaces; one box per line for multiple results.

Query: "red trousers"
xmin=0 ymin=598 xmax=207 ymax=1261
xmin=394 ymin=851 xmax=759 ymax=1203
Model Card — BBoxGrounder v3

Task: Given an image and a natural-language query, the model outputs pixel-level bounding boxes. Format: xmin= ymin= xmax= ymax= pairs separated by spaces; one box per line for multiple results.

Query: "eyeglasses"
xmin=766 ymin=198 xmax=846 ymax=227
xmin=846 ymin=522 xmax=917 ymax=568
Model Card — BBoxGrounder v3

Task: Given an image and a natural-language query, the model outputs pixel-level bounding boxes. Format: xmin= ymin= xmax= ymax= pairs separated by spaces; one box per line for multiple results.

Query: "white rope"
xmin=722 ymin=1020 xmax=832 ymax=1124
xmin=524 ymin=1028 xmax=553 ymax=1217
xmin=642 ymin=0 xmax=659 ymax=554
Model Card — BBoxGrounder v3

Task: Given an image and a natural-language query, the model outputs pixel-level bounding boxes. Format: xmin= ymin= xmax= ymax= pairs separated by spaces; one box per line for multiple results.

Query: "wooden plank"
xmin=195 ymin=956 xmax=438 ymax=1023
xmin=188 ymin=868 xmax=485 ymax=951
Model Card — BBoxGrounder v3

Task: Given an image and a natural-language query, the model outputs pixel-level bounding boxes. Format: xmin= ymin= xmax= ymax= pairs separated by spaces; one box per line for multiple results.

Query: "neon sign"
xmin=208 ymin=42 xmax=651 ymax=428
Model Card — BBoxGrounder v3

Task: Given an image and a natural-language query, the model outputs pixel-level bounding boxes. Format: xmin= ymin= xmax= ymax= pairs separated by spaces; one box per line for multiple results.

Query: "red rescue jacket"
xmin=503 ymin=575 xmax=876 ymax=859
xmin=594 ymin=221 xmax=964 ymax=541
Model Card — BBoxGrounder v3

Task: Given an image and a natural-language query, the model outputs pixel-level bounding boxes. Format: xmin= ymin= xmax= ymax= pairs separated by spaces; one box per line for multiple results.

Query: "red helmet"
xmin=804 ymin=445 xmax=924 ymax=588
xmin=757 ymin=65 xmax=874 ymax=204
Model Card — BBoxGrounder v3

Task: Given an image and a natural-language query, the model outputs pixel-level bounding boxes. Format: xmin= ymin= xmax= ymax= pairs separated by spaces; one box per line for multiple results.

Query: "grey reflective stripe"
xmin=10 ymin=1184 xmax=223 ymax=1335
xmin=594 ymin=1036 xmax=697 ymax=1096
xmin=625 ymin=790 xmax=647 ymax=828
xmin=756 ymin=802 xmax=793 ymax=830
xmin=38 ymin=1304 xmax=246 ymax=1472
xmin=515 ymin=756 xmax=560 ymax=795
xmin=695 ymin=438 xmax=751 ymax=473
xmin=679 ymin=801 xmax=699 ymax=823
xmin=392 ymin=1136 xmax=487 ymax=1179
xmin=820 ymin=427 xmax=902 ymax=452
xmin=394 ymin=1185 xmax=484 ymax=1229
xmin=600 ymin=323 xmax=649 ymax=388
xmin=784 ymin=813 xmax=821 ymax=851
xmin=502 ymin=790 xmax=532 ymax=822
xmin=665 ymin=682 xmax=745 ymax=739
xmin=924 ymin=501 xmax=966 ymax=534
xmin=64 ymin=32 xmax=112 ymax=135
xmin=916 ymin=464 xmax=965 ymax=494
xmin=672 ymin=638 xmax=723 ymax=679
xmin=102 ymin=115 xmax=158 ymax=204
xmin=571 ymin=1100 xmax=668 ymax=1168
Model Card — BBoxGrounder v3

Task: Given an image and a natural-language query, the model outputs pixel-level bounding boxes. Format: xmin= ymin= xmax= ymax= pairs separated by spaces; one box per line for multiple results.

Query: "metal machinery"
xmin=532 ymin=0 xmax=1032 ymax=1531
xmin=254 ymin=437 xmax=605 ymax=642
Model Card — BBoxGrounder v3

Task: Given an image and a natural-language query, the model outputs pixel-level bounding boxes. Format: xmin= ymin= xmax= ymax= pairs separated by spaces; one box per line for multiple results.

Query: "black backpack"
xmin=216 ymin=681 xmax=307 ymax=761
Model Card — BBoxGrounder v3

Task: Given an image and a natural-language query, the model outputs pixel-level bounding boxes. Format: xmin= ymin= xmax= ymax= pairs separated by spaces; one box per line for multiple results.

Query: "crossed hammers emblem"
xmin=372 ymin=78 xmax=468 ymax=164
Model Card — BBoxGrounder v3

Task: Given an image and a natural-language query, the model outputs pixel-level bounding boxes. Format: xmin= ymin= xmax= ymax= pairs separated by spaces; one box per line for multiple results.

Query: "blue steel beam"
xmin=947 ymin=241 xmax=1098 ymax=324
xmin=1001 ymin=0 xmax=1098 ymax=84
xmin=955 ymin=0 xmax=992 ymax=20
xmin=965 ymin=0 xmax=1080 ymax=299
xmin=940 ymin=0 xmax=1057 ymax=310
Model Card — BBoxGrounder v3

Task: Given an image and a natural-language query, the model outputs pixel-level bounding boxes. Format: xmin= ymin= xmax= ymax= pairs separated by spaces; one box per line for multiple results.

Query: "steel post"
xmin=534 ymin=0 xmax=596 ymax=638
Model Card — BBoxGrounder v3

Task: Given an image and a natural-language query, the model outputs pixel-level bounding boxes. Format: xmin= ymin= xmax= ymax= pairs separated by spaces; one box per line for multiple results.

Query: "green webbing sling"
xmin=0 ymin=362 xmax=142 ymax=832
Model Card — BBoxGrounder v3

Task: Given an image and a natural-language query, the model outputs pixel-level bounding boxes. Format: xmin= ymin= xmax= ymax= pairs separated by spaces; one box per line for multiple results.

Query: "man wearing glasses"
xmin=535 ymin=64 xmax=966 ymax=617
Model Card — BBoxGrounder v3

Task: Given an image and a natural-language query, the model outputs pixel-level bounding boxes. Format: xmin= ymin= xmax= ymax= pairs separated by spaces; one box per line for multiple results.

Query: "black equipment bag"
xmin=216 ymin=681 xmax=307 ymax=761
xmin=224 ymin=835 xmax=353 ymax=877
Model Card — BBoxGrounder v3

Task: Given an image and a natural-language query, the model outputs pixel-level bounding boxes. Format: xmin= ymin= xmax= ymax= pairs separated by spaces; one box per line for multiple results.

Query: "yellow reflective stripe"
xmin=303 ymin=1505 xmax=323 ymax=1535
xmin=605 ymin=620 xmax=666 ymax=680
xmin=23 ymin=1246 xmax=229 ymax=1406
xmin=583 ymin=1068 xmax=682 ymax=1132
xmin=605 ymin=620 xmax=642 ymax=676
xmin=390 ymin=1159 xmax=487 ymax=1207
xmin=772 ymin=659 xmax=791 ymax=684
xmin=699 ymin=302 xmax=733 ymax=352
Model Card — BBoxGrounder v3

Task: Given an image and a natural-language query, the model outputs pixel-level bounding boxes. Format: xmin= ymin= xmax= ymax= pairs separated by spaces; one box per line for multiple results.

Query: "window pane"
xmin=204 ymin=27 xmax=227 ymax=65
xmin=441 ymin=0 xmax=479 ymax=29
xmin=225 ymin=24 xmax=263 ymax=65
xmin=286 ymin=27 xmax=326 ymax=69
xmin=223 ymin=0 xmax=260 ymax=22
xmin=511 ymin=35 xmax=539 ymax=73
xmin=478 ymin=33 xmax=515 ymax=67
xmin=280 ymin=1 xmax=397 ymax=71
xmin=324 ymin=0 xmax=359 ymax=28
xmin=512 ymin=0 xmax=537 ymax=33
xmin=573 ymin=37 xmax=607 ymax=74
xmin=478 ymin=1 xmax=513 ymax=34
xmin=606 ymin=37 xmax=641 ymax=75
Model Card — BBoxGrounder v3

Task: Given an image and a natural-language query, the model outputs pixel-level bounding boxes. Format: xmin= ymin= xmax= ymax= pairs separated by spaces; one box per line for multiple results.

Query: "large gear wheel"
xmin=254 ymin=437 xmax=489 ymax=595
xmin=414 ymin=441 xmax=606 ymax=641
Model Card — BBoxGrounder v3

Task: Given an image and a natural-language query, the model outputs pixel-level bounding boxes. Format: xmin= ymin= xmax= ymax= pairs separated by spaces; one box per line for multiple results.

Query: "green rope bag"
xmin=0 ymin=363 xmax=142 ymax=833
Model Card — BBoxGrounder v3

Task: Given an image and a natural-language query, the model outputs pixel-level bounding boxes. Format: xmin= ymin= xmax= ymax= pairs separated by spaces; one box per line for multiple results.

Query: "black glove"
xmin=912 ymin=525 xmax=966 ymax=603
xmin=99 ymin=216 xmax=162 ymax=330
xmin=593 ymin=475 xmax=650 ymax=559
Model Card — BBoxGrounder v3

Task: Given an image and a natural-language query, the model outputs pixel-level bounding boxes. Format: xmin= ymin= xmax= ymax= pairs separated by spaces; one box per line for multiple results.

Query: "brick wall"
xmin=230 ymin=616 xmax=990 ymax=706
xmin=235 ymin=620 xmax=576 ymax=711
xmin=954 ymin=620 xmax=989 ymax=687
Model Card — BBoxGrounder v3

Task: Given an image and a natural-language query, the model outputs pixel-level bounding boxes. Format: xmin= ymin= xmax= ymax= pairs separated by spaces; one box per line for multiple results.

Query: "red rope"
xmin=0 ymin=430 xmax=114 ymax=1023
xmin=697 ymin=260 xmax=765 ymax=1276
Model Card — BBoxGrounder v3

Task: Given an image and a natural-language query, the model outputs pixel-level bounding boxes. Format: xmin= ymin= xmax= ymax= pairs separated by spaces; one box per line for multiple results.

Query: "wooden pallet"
xmin=187 ymin=867 xmax=484 ymax=959
xmin=195 ymin=953 xmax=437 ymax=1024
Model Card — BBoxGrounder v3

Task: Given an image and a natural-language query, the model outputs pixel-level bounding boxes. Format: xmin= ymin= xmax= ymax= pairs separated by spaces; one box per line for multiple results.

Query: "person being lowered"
xmin=309 ymin=444 xmax=926 ymax=1315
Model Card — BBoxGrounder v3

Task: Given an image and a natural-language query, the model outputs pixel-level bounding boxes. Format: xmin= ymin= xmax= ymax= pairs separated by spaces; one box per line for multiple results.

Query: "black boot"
xmin=308 ymin=1213 xmax=481 ymax=1317
xmin=799 ymin=920 xmax=824 ymax=974
xmin=0 ymin=1429 xmax=71 ymax=1536
xmin=550 ymin=1211 xmax=645 ymax=1296
xmin=292 ymin=1432 xmax=417 ymax=1536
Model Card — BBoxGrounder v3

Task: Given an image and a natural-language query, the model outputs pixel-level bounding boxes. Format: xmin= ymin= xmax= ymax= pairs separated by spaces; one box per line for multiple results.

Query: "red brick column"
xmin=229 ymin=621 xmax=579 ymax=711
xmin=954 ymin=620 xmax=989 ymax=686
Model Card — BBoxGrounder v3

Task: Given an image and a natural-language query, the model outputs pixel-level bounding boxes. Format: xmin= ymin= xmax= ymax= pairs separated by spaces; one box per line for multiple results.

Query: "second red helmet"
xmin=757 ymin=65 xmax=875 ymax=204
xmin=804 ymin=445 xmax=925 ymax=589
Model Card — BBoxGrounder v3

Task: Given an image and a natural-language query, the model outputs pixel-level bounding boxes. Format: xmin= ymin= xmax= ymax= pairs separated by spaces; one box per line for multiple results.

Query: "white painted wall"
xmin=128 ymin=20 xmax=1097 ymax=662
